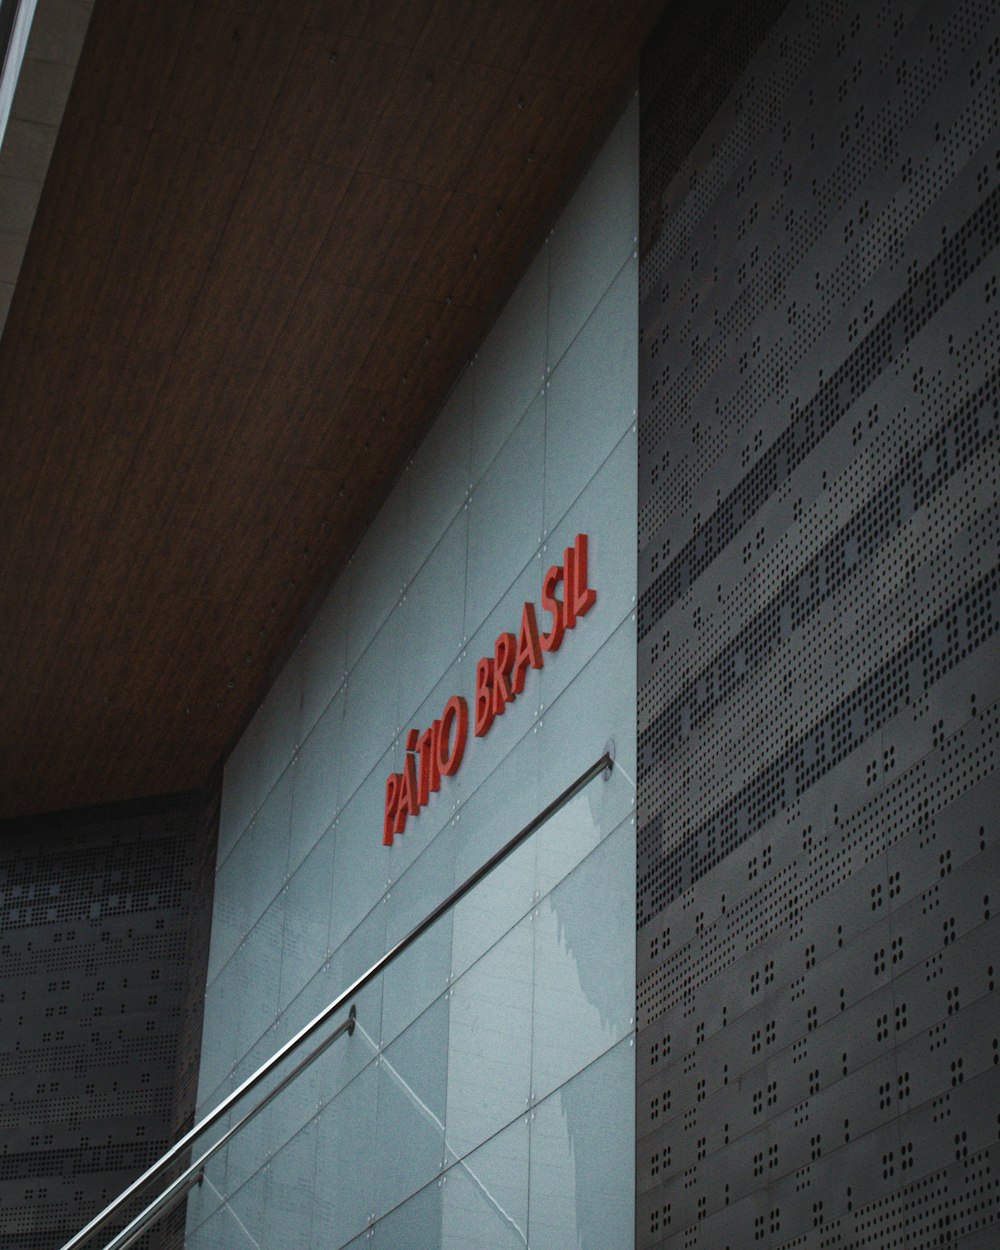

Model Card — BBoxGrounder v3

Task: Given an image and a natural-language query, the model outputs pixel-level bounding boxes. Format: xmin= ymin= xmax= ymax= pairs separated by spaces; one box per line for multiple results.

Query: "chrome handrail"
xmin=108 ymin=1008 xmax=357 ymax=1250
xmin=112 ymin=1169 xmax=205 ymax=1250
xmin=62 ymin=749 xmax=613 ymax=1250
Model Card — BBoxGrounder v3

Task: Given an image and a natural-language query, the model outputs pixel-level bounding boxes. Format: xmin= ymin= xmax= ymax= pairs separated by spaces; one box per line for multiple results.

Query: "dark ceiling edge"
xmin=211 ymin=69 xmax=641 ymax=786
xmin=0 ymin=770 xmax=222 ymax=839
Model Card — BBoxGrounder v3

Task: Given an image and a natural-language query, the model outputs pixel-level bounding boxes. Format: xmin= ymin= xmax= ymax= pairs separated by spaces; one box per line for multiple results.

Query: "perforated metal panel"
xmin=0 ymin=796 xmax=217 ymax=1250
xmin=637 ymin=0 xmax=1000 ymax=1246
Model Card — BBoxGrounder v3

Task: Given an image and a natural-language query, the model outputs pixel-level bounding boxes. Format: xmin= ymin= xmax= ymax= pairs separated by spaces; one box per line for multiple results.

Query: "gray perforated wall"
xmin=637 ymin=1 xmax=1000 ymax=1247
xmin=0 ymin=793 xmax=218 ymax=1250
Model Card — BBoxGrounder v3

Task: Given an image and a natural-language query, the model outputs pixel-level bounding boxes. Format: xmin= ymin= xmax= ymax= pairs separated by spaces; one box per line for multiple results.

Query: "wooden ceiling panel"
xmin=90 ymin=134 xmax=250 ymax=353
xmin=1 ymin=346 xmax=164 ymax=597
xmin=269 ymin=277 xmax=396 ymax=380
xmin=26 ymin=115 xmax=149 ymax=246
xmin=9 ymin=621 xmax=149 ymax=808
xmin=154 ymin=8 xmax=301 ymax=149
xmin=259 ymin=31 xmax=410 ymax=171
xmin=184 ymin=457 xmax=318 ymax=580
xmin=412 ymin=0 xmax=548 ymax=71
xmin=0 ymin=343 xmax=162 ymax=627
xmin=57 ymin=585 xmax=156 ymax=701
xmin=208 ymin=156 xmax=353 ymax=275
xmin=62 ymin=592 xmax=235 ymax=793
xmin=358 ymin=53 xmax=513 ymax=189
xmin=230 ymin=465 xmax=344 ymax=604
xmin=209 ymin=0 xmax=314 ymax=23
xmin=178 ymin=261 xmax=311 ymax=372
xmin=222 ymin=365 xmax=348 ymax=469
xmin=404 ymin=186 xmax=542 ymax=312
xmin=0 ymin=0 xmax=666 ymax=818
xmin=0 ymin=585 xmax=88 ymax=748
xmin=76 ymin=361 xmax=262 ymax=593
xmin=403 ymin=191 xmax=500 ymax=308
xmin=136 ymin=593 xmax=244 ymax=708
xmin=301 ymin=381 xmax=397 ymax=488
xmin=0 ymin=588 xmax=85 ymax=733
xmin=354 ymin=295 xmax=477 ymax=399
xmin=458 ymin=72 xmax=597 ymax=201
xmin=309 ymin=173 xmax=445 ymax=295
xmin=14 ymin=232 xmax=118 ymax=340
xmin=306 ymin=0 xmax=436 ymax=48
xmin=195 ymin=464 xmax=346 ymax=715
xmin=0 ymin=339 xmax=170 ymax=566
xmin=177 ymin=160 xmax=353 ymax=369
xmin=70 ymin=0 xmax=193 ymax=129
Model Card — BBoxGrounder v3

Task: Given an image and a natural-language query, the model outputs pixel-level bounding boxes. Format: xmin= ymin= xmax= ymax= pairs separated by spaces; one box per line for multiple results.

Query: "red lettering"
xmin=564 ymin=532 xmax=597 ymax=630
xmin=394 ymin=751 xmax=419 ymax=836
xmin=493 ymin=632 xmax=516 ymax=716
xmin=570 ymin=532 xmax=596 ymax=621
xmin=438 ymin=696 xmax=468 ymax=776
xmin=417 ymin=723 xmax=439 ymax=807
xmin=512 ymin=601 xmax=543 ymax=694
xmin=383 ymin=535 xmax=595 ymax=844
xmin=564 ymin=544 xmax=577 ymax=629
xmin=383 ymin=773 xmax=401 ymax=846
xmin=540 ymin=564 xmax=565 ymax=652
xmin=475 ymin=657 xmax=495 ymax=737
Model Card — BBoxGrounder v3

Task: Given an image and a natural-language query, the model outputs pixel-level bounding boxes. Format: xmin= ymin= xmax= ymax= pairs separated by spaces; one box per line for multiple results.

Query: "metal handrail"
xmin=63 ymin=749 xmax=613 ymax=1250
xmin=108 ymin=1008 xmax=357 ymax=1250
xmin=113 ymin=1169 xmax=205 ymax=1250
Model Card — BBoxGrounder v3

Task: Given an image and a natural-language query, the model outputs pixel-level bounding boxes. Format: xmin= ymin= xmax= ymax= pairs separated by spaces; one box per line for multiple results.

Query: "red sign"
xmin=383 ymin=533 xmax=596 ymax=846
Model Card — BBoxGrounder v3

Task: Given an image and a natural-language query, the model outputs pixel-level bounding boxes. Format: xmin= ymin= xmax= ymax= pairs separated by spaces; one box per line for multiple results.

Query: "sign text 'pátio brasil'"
xmin=382 ymin=533 xmax=596 ymax=846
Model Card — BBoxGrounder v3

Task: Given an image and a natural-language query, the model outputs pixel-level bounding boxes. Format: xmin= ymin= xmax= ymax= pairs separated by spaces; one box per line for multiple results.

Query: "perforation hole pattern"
xmin=0 ymin=800 xmax=216 ymax=1250
xmin=637 ymin=0 xmax=1000 ymax=1246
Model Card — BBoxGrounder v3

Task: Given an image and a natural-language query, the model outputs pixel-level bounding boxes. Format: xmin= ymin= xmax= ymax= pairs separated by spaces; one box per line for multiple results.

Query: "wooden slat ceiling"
xmin=0 ymin=0 xmax=662 ymax=820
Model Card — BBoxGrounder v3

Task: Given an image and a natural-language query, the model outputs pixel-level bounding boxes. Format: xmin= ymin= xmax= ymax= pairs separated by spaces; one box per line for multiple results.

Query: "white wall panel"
xmin=328 ymin=749 xmax=396 ymax=947
xmin=340 ymin=608 xmax=401 ymax=800
xmin=278 ymin=827 xmax=337 ymax=1012
xmin=541 ymin=422 xmax=638 ymax=704
xmin=299 ymin=563 xmax=350 ymax=740
xmin=528 ymin=1038 xmax=636 ymax=1250
xmin=464 ymin=389 xmax=546 ymax=636
xmin=196 ymin=96 xmax=639 ymax=1250
xmin=406 ymin=364 xmax=475 ymax=574
xmin=445 ymin=916 xmax=534 ymax=1159
xmin=287 ymin=685 xmax=343 ymax=873
xmin=472 ymin=245 xmax=548 ymax=479
xmin=545 ymin=251 xmax=638 ymax=527
xmin=548 ymin=95 xmax=639 ymax=369
xmin=440 ymin=1117 xmax=531 ymax=1250
xmin=345 ymin=473 xmax=409 ymax=671
xmin=397 ymin=506 xmax=468 ymax=727
xmin=449 ymin=726 xmax=541 ymax=980
xmin=530 ymin=820 xmax=635 ymax=1101
xmin=373 ymin=994 xmax=450 ymax=1215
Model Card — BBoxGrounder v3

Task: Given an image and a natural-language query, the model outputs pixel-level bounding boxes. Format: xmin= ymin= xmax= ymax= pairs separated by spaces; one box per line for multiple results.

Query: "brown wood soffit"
xmin=0 ymin=0 xmax=663 ymax=820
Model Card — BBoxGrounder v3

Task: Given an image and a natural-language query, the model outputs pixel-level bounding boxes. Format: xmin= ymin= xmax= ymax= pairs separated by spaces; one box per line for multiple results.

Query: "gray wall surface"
xmin=0 ymin=793 xmax=216 ymax=1250
xmin=637 ymin=0 xmax=1000 ymax=1246
xmin=189 ymin=100 xmax=639 ymax=1250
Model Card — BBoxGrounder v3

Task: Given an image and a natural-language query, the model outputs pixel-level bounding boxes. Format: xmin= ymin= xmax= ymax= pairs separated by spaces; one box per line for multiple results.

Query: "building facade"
xmin=1 ymin=0 xmax=998 ymax=1247
xmin=186 ymin=100 xmax=639 ymax=1250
